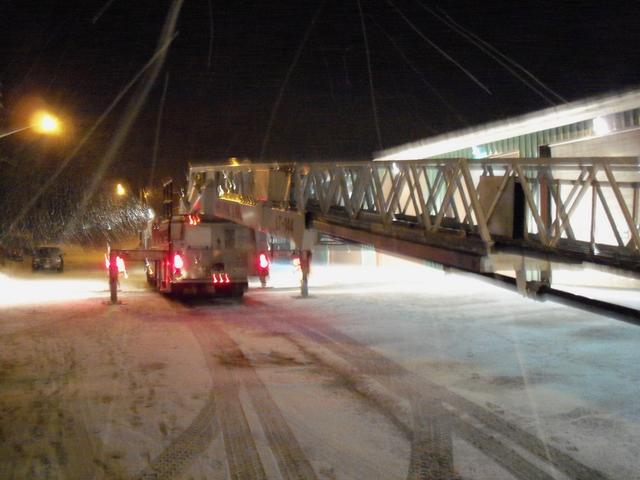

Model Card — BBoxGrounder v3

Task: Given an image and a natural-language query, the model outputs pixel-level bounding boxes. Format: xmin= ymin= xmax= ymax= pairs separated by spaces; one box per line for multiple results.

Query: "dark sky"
xmin=2 ymin=0 xmax=640 ymax=188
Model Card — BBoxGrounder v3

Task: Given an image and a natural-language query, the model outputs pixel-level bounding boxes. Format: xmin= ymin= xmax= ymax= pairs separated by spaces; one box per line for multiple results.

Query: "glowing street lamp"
xmin=0 ymin=110 xmax=62 ymax=139
xmin=31 ymin=111 xmax=61 ymax=135
xmin=116 ymin=183 xmax=126 ymax=196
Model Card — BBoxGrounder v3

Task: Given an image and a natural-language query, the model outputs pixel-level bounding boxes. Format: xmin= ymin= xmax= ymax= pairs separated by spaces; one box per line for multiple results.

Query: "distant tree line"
xmin=0 ymin=164 xmax=148 ymax=249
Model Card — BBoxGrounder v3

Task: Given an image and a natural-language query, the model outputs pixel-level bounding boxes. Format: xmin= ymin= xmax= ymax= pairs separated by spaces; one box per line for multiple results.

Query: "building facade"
xmin=375 ymin=88 xmax=640 ymax=161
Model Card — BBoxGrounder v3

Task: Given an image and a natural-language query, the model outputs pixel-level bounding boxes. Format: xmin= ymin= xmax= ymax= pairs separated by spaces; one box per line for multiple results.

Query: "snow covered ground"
xmin=1 ymin=248 xmax=639 ymax=479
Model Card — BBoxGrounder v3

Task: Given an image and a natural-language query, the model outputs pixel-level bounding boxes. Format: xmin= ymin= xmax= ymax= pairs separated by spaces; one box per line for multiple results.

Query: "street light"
xmin=31 ymin=111 xmax=61 ymax=135
xmin=116 ymin=183 xmax=126 ymax=196
xmin=0 ymin=110 xmax=62 ymax=139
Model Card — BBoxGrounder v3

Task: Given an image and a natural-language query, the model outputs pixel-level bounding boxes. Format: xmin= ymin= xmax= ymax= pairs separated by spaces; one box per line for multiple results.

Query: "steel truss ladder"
xmin=185 ymin=157 xmax=640 ymax=295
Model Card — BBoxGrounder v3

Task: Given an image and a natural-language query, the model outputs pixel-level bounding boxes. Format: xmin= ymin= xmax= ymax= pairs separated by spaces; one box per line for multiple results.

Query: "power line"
xmin=4 ymin=31 xmax=180 ymax=240
xmin=206 ymin=0 xmax=215 ymax=68
xmin=259 ymin=1 xmax=326 ymax=161
xmin=93 ymin=0 xmax=118 ymax=24
xmin=356 ymin=0 xmax=383 ymax=149
xmin=367 ymin=15 xmax=469 ymax=126
xmin=150 ymin=72 xmax=170 ymax=188
xmin=386 ymin=0 xmax=492 ymax=95
xmin=417 ymin=1 xmax=567 ymax=104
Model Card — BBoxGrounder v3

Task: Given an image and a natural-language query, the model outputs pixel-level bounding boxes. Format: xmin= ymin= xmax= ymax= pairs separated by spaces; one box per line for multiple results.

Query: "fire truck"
xmin=142 ymin=211 xmax=269 ymax=298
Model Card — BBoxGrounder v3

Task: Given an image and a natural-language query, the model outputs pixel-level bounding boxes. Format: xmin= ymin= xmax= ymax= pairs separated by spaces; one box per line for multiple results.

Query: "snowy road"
xmin=1 ymin=254 xmax=639 ymax=479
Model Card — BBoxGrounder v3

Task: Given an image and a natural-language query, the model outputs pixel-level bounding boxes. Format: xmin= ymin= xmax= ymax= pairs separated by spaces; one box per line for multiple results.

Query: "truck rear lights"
xmin=185 ymin=213 xmax=200 ymax=225
xmin=258 ymin=253 xmax=269 ymax=270
xmin=173 ymin=254 xmax=184 ymax=270
xmin=257 ymin=252 xmax=270 ymax=278
xmin=212 ymin=273 xmax=231 ymax=284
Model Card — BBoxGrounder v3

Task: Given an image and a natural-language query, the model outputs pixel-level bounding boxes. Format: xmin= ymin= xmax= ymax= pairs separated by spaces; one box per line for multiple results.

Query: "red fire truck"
xmin=142 ymin=211 xmax=269 ymax=298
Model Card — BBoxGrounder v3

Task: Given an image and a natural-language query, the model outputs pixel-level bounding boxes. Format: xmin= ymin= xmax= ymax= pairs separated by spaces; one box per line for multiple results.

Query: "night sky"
xmin=2 ymin=0 xmax=640 ymax=189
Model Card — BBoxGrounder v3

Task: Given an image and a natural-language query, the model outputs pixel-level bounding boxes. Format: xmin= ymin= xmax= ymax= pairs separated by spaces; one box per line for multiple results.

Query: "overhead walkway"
xmin=185 ymin=157 xmax=640 ymax=301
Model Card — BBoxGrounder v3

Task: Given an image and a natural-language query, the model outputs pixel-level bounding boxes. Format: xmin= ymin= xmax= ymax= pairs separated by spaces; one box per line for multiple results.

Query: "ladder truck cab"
xmin=144 ymin=212 xmax=269 ymax=297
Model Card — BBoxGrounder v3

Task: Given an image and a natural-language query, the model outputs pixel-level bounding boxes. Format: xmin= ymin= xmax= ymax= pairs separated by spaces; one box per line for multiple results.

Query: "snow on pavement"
xmin=1 ymin=253 xmax=639 ymax=479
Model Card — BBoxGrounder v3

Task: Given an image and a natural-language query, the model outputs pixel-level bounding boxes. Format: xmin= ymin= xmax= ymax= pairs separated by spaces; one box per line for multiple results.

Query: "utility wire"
xmin=4 ymin=32 xmax=179 ymax=239
xmin=71 ymin=0 xmax=183 ymax=235
xmin=418 ymin=1 xmax=567 ymax=104
xmin=93 ymin=0 xmax=118 ymax=23
xmin=386 ymin=0 xmax=492 ymax=95
xmin=368 ymin=15 xmax=469 ymax=126
xmin=150 ymin=72 xmax=170 ymax=189
xmin=206 ymin=0 xmax=215 ymax=68
xmin=259 ymin=1 xmax=326 ymax=162
xmin=357 ymin=0 xmax=383 ymax=150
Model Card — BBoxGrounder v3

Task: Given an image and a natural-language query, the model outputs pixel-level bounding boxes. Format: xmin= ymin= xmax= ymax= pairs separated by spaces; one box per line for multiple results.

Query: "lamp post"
xmin=0 ymin=111 xmax=62 ymax=166
xmin=0 ymin=110 xmax=62 ymax=140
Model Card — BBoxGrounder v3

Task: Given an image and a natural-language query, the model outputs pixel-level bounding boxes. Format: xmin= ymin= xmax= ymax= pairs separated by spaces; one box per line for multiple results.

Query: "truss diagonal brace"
xmin=460 ymin=159 xmax=492 ymax=243
xmin=603 ymin=163 xmax=640 ymax=251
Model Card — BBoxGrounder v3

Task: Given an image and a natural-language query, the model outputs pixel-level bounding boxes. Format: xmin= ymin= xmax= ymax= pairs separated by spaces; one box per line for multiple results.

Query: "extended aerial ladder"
xmin=184 ymin=157 xmax=640 ymax=307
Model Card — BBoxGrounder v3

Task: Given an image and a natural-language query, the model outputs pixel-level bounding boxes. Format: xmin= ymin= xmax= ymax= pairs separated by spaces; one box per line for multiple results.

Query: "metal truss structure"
xmin=186 ymin=157 xmax=640 ymax=274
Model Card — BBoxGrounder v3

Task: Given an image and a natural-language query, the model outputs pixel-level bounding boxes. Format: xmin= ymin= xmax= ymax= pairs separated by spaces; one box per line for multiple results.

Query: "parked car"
xmin=2 ymin=233 xmax=34 ymax=262
xmin=5 ymin=247 xmax=24 ymax=262
xmin=32 ymin=247 xmax=64 ymax=272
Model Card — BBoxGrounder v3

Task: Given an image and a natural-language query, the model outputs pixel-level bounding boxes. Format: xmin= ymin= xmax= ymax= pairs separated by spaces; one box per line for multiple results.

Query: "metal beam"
xmin=312 ymin=219 xmax=489 ymax=273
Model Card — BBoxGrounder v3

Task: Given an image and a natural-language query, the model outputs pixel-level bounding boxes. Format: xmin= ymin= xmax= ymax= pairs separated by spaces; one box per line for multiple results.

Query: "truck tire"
xmin=169 ymin=283 xmax=183 ymax=297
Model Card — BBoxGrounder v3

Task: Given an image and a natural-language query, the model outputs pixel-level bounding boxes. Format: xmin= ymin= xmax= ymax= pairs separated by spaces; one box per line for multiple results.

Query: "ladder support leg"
xmin=300 ymin=250 xmax=311 ymax=298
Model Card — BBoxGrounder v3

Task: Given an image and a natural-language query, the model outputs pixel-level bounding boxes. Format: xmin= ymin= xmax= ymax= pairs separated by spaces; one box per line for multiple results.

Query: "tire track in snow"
xmin=193 ymin=315 xmax=319 ymax=480
xmin=137 ymin=394 xmax=219 ymax=480
xmin=270 ymin=317 xmax=458 ymax=480
xmin=103 ymin=295 xmax=224 ymax=480
xmin=450 ymin=416 xmax=556 ymax=480
xmin=1 ymin=305 xmax=125 ymax=479
xmin=262 ymin=308 xmax=610 ymax=480
xmin=190 ymin=320 xmax=267 ymax=480
xmin=407 ymin=402 xmax=456 ymax=480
